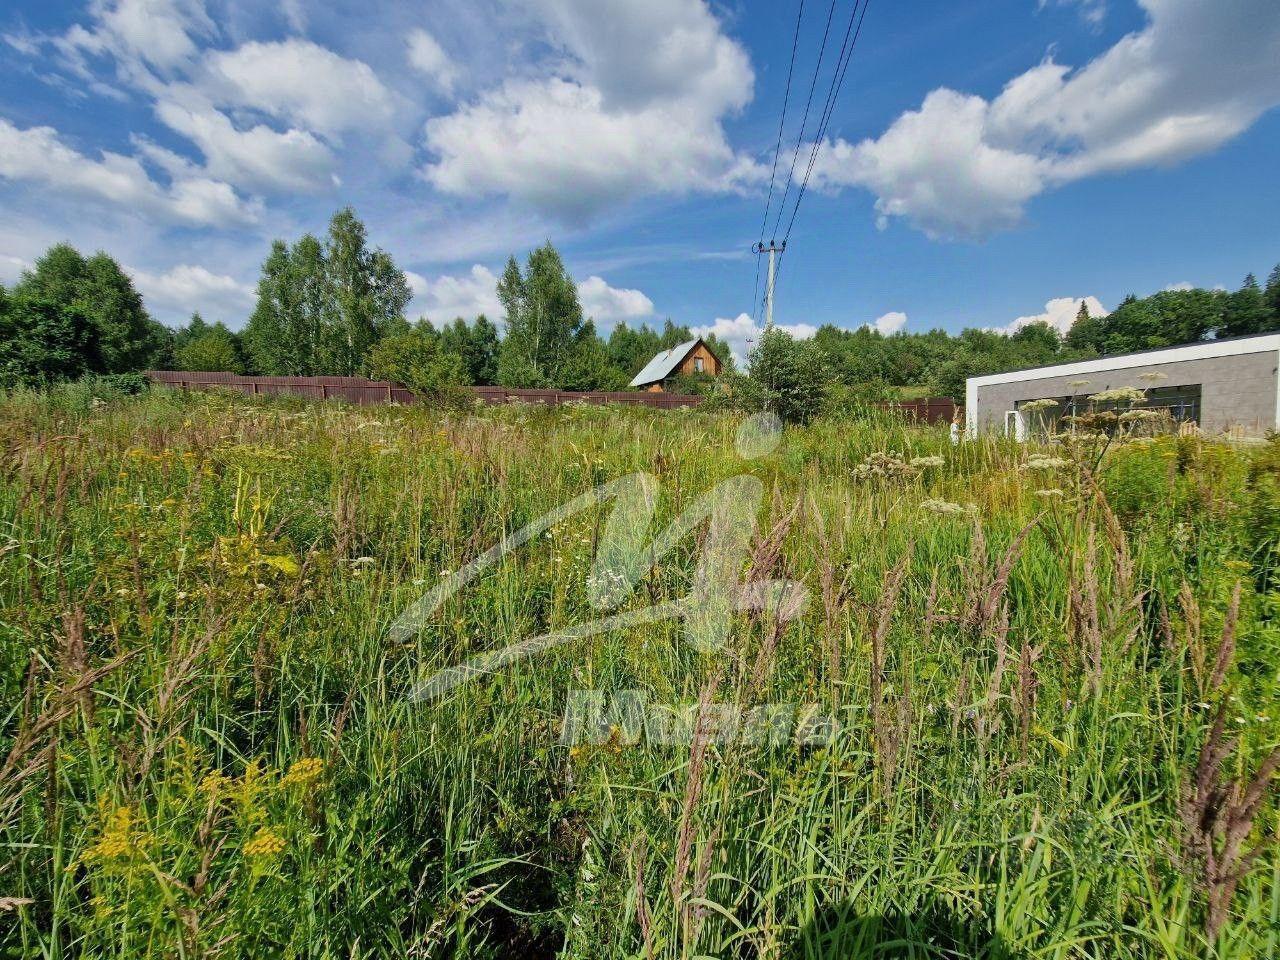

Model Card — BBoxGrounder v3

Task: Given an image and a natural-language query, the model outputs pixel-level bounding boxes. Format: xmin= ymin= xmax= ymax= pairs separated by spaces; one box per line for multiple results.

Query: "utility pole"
xmin=752 ymin=240 xmax=786 ymax=330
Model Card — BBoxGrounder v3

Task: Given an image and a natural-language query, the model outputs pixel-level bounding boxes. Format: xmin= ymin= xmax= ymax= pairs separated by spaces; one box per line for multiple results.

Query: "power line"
xmin=768 ymin=0 xmax=840 ymax=242
xmin=757 ymin=0 xmax=806 ymax=245
xmin=783 ymin=0 xmax=873 ymax=244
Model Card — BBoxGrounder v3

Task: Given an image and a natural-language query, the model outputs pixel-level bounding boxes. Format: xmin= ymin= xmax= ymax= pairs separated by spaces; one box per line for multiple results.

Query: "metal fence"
xmin=145 ymin=372 xmax=960 ymax=422
xmin=145 ymin=372 xmax=704 ymax=409
xmin=881 ymin=398 xmax=959 ymax=424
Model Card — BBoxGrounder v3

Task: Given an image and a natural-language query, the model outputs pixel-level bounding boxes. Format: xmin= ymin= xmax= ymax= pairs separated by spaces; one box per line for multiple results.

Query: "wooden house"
xmin=629 ymin=338 xmax=723 ymax=392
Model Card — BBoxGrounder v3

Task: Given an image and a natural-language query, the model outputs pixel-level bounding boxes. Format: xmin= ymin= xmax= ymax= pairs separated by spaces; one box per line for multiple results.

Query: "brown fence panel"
xmin=145 ymin=372 xmax=953 ymax=419
xmin=145 ymin=372 xmax=705 ymax=411
xmin=871 ymin=398 xmax=957 ymax=425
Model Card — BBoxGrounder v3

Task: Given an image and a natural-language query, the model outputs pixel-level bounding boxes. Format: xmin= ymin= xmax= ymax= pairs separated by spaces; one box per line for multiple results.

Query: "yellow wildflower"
xmin=243 ymin=826 xmax=287 ymax=859
xmin=199 ymin=771 xmax=232 ymax=797
xmin=280 ymin=757 xmax=324 ymax=788
xmin=81 ymin=806 xmax=145 ymax=863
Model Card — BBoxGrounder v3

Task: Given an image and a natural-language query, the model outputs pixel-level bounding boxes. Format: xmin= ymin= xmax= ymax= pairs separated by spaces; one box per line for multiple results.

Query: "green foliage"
xmin=362 ymin=323 xmax=466 ymax=398
xmin=821 ymin=378 xmax=896 ymax=417
xmin=244 ymin=209 xmax=410 ymax=376
xmin=811 ymin=270 xmax=1279 ymax=402
xmin=438 ymin=316 xmax=500 ymax=385
xmin=1266 ymin=264 xmax=1280 ymax=319
xmin=173 ymin=314 xmax=245 ymax=373
xmin=497 ymin=244 xmax=585 ymax=387
xmin=0 ymin=293 xmax=99 ymax=386
xmin=606 ymin=319 xmax=735 ymax=382
xmin=1221 ymin=274 xmax=1275 ymax=338
xmin=3 ymin=243 xmax=166 ymax=382
xmin=741 ymin=327 xmax=831 ymax=424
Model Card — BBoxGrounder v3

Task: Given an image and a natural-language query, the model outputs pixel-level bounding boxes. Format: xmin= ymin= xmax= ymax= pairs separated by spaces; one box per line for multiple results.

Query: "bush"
xmin=363 ymin=328 xmax=467 ymax=401
xmin=174 ymin=326 xmax=244 ymax=374
xmin=821 ymin=379 xmax=895 ymax=418
xmin=91 ymin=372 xmax=151 ymax=396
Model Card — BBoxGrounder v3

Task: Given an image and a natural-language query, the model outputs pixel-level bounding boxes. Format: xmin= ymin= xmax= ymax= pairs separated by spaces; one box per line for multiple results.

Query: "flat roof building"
xmin=966 ymin=333 xmax=1280 ymax=439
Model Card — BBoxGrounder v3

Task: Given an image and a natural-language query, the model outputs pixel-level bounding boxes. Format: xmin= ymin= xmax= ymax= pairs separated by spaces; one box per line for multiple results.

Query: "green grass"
xmin=1 ymin=385 xmax=1278 ymax=958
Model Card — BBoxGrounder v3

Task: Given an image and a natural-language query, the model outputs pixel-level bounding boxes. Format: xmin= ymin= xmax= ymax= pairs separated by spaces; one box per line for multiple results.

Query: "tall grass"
xmin=1 ymin=385 xmax=1278 ymax=958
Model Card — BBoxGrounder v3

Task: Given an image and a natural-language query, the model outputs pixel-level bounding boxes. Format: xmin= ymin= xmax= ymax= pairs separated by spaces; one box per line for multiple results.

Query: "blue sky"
xmin=1 ymin=0 xmax=1278 ymax=359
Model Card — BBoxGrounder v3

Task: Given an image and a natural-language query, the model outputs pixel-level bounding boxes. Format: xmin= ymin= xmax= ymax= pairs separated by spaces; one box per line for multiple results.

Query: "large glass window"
xmin=1016 ymin=384 xmax=1201 ymax=435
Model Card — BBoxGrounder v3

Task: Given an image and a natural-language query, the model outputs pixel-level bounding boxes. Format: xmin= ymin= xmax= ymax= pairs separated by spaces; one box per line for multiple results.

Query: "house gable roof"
xmin=629 ymin=338 xmax=703 ymax=387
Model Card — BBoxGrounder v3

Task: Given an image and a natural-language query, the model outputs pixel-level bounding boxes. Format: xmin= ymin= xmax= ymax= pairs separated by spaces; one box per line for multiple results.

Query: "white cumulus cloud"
xmin=0 ymin=253 xmax=30 ymax=285
xmin=153 ymin=98 xmax=335 ymax=192
xmin=422 ymin=0 xmax=760 ymax=222
xmin=812 ymin=0 xmax=1280 ymax=240
xmin=130 ymin=263 xmax=256 ymax=326
xmin=989 ymin=295 xmax=1108 ymax=335
xmin=203 ymin=39 xmax=397 ymax=137
xmin=408 ymin=264 xmax=656 ymax=327
xmin=0 ymin=118 xmax=259 ymax=227
xmin=693 ymin=313 xmax=817 ymax=366
xmin=407 ymin=265 xmax=504 ymax=324
xmin=58 ymin=0 xmax=215 ymax=73
xmin=578 ymin=275 xmax=653 ymax=322
xmin=406 ymin=29 xmax=457 ymax=92
xmin=870 ymin=311 xmax=907 ymax=334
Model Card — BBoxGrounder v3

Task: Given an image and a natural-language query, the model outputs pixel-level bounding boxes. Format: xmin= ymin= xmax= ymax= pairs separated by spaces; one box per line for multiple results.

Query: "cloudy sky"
xmin=1 ymin=0 xmax=1278 ymax=359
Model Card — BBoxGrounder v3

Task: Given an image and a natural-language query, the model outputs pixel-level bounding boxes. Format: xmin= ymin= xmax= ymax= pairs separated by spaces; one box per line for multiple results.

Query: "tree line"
xmin=3 ymin=205 xmax=1278 ymax=402
xmin=812 ymin=270 xmax=1280 ymax=401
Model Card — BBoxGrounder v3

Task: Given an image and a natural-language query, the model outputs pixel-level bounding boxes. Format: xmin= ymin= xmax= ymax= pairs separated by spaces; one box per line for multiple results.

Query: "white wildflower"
xmin=920 ymin=498 xmax=968 ymax=515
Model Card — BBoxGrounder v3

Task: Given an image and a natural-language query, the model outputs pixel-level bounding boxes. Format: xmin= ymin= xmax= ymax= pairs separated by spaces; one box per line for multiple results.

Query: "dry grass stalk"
xmin=745 ymin=496 xmax=803 ymax=699
xmin=632 ymin=838 xmax=654 ymax=960
xmin=1069 ymin=525 xmax=1103 ymax=693
xmin=1068 ymin=523 xmax=1145 ymax=696
xmin=976 ymin=601 xmax=1013 ymax=744
xmin=0 ymin=650 xmax=138 ymax=830
xmin=810 ymin=504 xmax=853 ymax=700
xmin=670 ymin=673 xmax=720 ymax=913
xmin=950 ymin=671 xmax=972 ymax=739
xmin=1180 ymin=703 xmax=1280 ymax=938
xmin=869 ymin=549 xmax=911 ymax=786
xmin=964 ymin=515 xmax=1039 ymax=636
xmin=57 ymin=604 xmax=91 ymax=719
xmin=1207 ymin=582 xmax=1241 ymax=692
xmin=688 ymin=822 xmax=721 ymax=944
xmin=1179 ymin=580 xmax=1206 ymax=694
xmin=1015 ymin=641 xmax=1043 ymax=760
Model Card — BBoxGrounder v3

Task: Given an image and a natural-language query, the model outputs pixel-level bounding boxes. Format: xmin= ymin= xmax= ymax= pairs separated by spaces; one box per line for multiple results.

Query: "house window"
xmin=1015 ymin=383 xmax=1202 ymax=436
xmin=694 ymin=356 xmax=704 ymax=373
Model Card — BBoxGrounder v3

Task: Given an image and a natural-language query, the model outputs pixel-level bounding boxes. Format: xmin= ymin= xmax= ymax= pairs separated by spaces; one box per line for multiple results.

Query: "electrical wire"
xmin=757 ymin=0 xmax=806 ymax=245
xmin=769 ymin=0 xmax=840 ymax=242
xmin=783 ymin=0 xmax=873 ymax=244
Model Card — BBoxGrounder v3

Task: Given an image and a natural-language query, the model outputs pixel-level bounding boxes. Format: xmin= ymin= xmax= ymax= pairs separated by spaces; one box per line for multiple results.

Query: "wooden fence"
xmin=145 ymin=371 xmax=959 ymax=423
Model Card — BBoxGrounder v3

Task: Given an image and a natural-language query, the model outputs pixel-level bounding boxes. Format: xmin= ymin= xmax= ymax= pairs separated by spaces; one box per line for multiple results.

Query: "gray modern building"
xmin=966 ymin=333 xmax=1280 ymax=439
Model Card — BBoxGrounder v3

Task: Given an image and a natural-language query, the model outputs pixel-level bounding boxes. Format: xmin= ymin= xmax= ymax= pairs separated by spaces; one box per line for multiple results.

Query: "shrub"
xmin=363 ymin=328 xmax=466 ymax=401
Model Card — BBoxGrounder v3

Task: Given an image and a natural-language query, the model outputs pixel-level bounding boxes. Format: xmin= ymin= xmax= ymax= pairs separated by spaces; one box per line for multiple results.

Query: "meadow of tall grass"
xmin=1 ymin=384 xmax=1278 ymax=958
